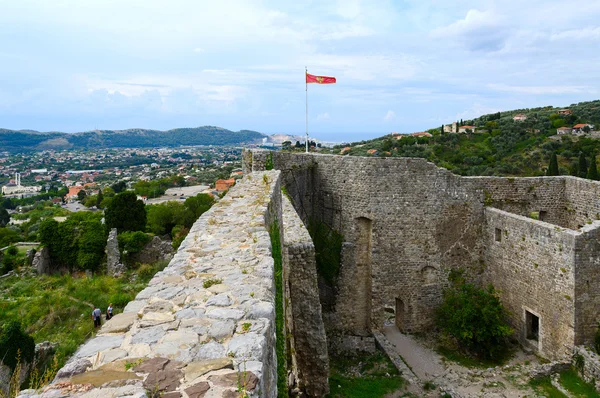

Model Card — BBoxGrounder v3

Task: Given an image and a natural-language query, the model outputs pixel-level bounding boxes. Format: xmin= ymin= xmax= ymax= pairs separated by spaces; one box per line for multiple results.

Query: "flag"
xmin=306 ymin=73 xmax=336 ymax=84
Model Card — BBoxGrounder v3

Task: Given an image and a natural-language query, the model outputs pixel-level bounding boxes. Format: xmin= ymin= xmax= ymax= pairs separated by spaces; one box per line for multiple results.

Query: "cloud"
xmin=317 ymin=112 xmax=330 ymax=120
xmin=384 ymin=110 xmax=395 ymax=121
xmin=550 ymin=27 xmax=600 ymax=41
xmin=193 ymin=47 xmax=204 ymax=53
xmin=488 ymin=83 xmax=592 ymax=95
xmin=431 ymin=9 xmax=509 ymax=52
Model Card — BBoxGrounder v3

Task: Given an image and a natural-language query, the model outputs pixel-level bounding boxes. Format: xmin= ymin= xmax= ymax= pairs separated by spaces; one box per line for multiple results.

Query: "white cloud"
xmin=488 ymin=83 xmax=592 ymax=95
xmin=384 ymin=110 xmax=395 ymax=121
xmin=317 ymin=112 xmax=330 ymax=120
xmin=550 ymin=27 xmax=600 ymax=41
xmin=193 ymin=47 xmax=204 ymax=53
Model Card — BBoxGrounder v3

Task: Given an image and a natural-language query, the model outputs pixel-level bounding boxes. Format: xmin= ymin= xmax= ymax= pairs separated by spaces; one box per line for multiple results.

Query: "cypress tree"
xmin=547 ymin=153 xmax=559 ymax=176
xmin=588 ymin=154 xmax=599 ymax=180
xmin=578 ymin=153 xmax=588 ymax=179
xmin=97 ymin=189 xmax=104 ymax=208
xmin=441 ymin=125 xmax=444 ymax=134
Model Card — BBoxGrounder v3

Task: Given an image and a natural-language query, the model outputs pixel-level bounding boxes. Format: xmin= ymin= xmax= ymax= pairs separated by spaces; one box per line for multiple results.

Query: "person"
xmin=92 ymin=306 xmax=102 ymax=327
xmin=106 ymin=303 xmax=113 ymax=320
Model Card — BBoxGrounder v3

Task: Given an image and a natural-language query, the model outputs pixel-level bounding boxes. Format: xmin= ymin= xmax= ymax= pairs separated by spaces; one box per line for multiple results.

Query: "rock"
xmin=195 ymin=341 xmax=226 ymax=359
xmin=75 ymin=335 xmax=125 ymax=358
xmin=206 ymin=293 xmax=232 ymax=307
xmin=227 ymin=333 xmax=266 ymax=360
xmin=159 ymin=330 xmax=199 ymax=346
xmin=55 ymin=358 xmax=92 ymax=379
xmin=139 ymin=311 xmax=175 ymax=327
xmin=184 ymin=359 xmax=233 ymax=381
xmin=206 ymin=308 xmax=245 ymax=321
xmin=99 ymin=312 xmax=138 ymax=334
xmin=98 ymin=348 xmax=128 ymax=364
xmin=208 ymin=371 xmax=258 ymax=391
xmin=175 ymin=308 xmax=205 ymax=319
xmin=123 ymin=300 xmax=147 ymax=314
xmin=25 ymin=249 xmax=36 ymax=266
xmin=141 ymin=300 xmax=175 ymax=314
xmin=133 ymin=357 xmax=170 ymax=373
xmin=208 ymin=320 xmax=235 ymax=340
xmin=130 ymin=326 xmax=166 ymax=345
xmin=32 ymin=247 xmax=51 ymax=275
xmin=69 ymin=369 xmax=142 ymax=387
xmin=106 ymin=228 xmax=125 ymax=276
xmin=143 ymin=369 xmax=182 ymax=393
xmin=184 ymin=382 xmax=210 ymax=398
xmin=131 ymin=236 xmax=174 ymax=264
xmin=247 ymin=301 xmax=274 ymax=320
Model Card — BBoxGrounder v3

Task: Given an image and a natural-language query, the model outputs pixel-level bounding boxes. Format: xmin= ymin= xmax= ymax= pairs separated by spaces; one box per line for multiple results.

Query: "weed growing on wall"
xmin=308 ymin=218 xmax=343 ymax=286
xmin=269 ymin=219 xmax=288 ymax=397
xmin=265 ymin=152 xmax=274 ymax=170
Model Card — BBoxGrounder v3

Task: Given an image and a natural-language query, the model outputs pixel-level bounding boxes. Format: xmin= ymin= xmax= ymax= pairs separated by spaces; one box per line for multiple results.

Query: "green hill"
xmin=325 ymin=100 xmax=600 ymax=177
xmin=0 ymin=126 xmax=265 ymax=152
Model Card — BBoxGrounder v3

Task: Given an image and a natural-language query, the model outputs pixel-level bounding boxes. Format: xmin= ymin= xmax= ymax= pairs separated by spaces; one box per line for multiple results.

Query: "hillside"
xmin=0 ymin=126 xmax=265 ymax=152
xmin=324 ymin=100 xmax=600 ymax=177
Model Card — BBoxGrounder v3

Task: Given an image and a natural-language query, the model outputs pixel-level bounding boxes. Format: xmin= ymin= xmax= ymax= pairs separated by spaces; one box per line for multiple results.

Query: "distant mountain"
xmin=0 ymin=126 xmax=265 ymax=152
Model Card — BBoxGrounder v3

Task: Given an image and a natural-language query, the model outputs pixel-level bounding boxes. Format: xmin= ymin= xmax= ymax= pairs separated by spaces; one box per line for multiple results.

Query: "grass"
xmin=559 ymin=368 xmax=600 ymax=397
xmin=0 ymin=262 xmax=166 ymax=370
xmin=269 ymin=219 xmax=287 ymax=398
xmin=326 ymin=351 xmax=406 ymax=398
xmin=437 ymin=345 xmax=511 ymax=369
xmin=528 ymin=367 xmax=600 ymax=398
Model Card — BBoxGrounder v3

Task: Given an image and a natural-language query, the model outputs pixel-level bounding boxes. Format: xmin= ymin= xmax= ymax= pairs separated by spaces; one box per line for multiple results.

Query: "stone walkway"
xmin=383 ymin=325 xmax=445 ymax=381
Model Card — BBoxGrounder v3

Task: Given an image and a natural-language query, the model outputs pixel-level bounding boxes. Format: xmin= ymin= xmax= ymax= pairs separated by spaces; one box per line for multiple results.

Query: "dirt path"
xmin=67 ymin=295 xmax=94 ymax=308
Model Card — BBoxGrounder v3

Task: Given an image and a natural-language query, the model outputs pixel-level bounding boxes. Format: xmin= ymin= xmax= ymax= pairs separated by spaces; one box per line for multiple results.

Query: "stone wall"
xmin=483 ymin=207 xmax=577 ymax=360
xmin=573 ymin=345 xmax=600 ymax=391
xmin=462 ymin=176 xmax=570 ymax=228
xmin=39 ymin=171 xmax=284 ymax=397
xmin=574 ymin=221 xmax=600 ymax=345
xmin=564 ymin=177 xmax=600 ymax=229
xmin=281 ymin=195 xmax=329 ymax=396
xmin=269 ymin=153 xmax=484 ymax=337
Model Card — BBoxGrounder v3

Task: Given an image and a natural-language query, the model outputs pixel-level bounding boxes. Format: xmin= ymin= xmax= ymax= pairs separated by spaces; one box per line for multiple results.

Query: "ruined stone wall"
xmin=483 ymin=207 xmax=576 ymax=360
xmin=281 ymin=195 xmax=329 ymax=397
xmin=271 ymin=153 xmax=484 ymax=337
xmin=574 ymin=221 xmax=600 ymax=345
xmin=41 ymin=171 xmax=284 ymax=397
xmin=463 ymin=177 xmax=570 ymax=228
xmin=564 ymin=177 xmax=600 ymax=229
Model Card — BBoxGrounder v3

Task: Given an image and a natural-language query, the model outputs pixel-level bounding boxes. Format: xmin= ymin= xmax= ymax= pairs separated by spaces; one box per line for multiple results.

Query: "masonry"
xmin=30 ymin=170 xmax=328 ymax=397
xmin=246 ymin=150 xmax=600 ymax=361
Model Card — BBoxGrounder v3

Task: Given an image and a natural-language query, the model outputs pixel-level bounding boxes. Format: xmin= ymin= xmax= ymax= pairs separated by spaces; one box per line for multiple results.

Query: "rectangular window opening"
xmin=539 ymin=211 xmax=547 ymax=222
xmin=526 ymin=311 xmax=539 ymax=341
xmin=495 ymin=228 xmax=502 ymax=242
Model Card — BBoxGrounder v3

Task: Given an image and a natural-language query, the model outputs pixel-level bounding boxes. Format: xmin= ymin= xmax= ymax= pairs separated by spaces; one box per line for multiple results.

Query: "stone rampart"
xmin=281 ymin=195 xmax=329 ymax=396
xmin=483 ymin=207 xmax=577 ymax=360
xmin=574 ymin=221 xmax=600 ymax=345
xmin=573 ymin=346 xmax=600 ymax=391
xmin=38 ymin=171 xmax=285 ymax=397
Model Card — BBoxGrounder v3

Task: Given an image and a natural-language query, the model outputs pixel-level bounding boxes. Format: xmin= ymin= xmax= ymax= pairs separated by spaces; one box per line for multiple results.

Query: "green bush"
xmin=436 ymin=280 xmax=513 ymax=360
xmin=0 ymin=321 xmax=35 ymax=371
xmin=118 ymin=231 xmax=151 ymax=260
xmin=308 ymin=218 xmax=343 ymax=286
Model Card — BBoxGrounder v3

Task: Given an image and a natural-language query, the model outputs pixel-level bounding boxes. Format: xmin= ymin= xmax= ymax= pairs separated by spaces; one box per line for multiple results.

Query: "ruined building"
xmin=38 ymin=151 xmax=600 ymax=397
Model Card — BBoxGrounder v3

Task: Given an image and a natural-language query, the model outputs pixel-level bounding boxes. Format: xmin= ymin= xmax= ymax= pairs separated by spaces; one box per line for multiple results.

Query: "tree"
xmin=584 ymin=125 xmax=591 ymax=133
xmin=547 ymin=153 xmax=559 ymax=176
xmin=183 ymin=193 xmax=215 ymax=227
xmin=578 ymin=152 xmax=588 ymax=178
xmin=0 ymin=321 xmax=35 ymax=372
xmin=0 ymin=206 xmax=9 ymax=226
xmin=146 ymin=201 xmax=186 ymax=236
xmin=441 ymin=125 xmax=444 ymax=134
xmin=588 ymin=154 xmax=599 ymax=180
xmin=96 ymin=189 xmax=104 ymax=208
xmin=105 ymin=191 xmax=146 ymax=232
xmin=295 ymin=141 xmax=302 ymax=148
xmin=436 ymin=279 xmax=513 ymax=360
xmin=111 ymin=181 xmax=127 ymax=194
xmin=77 ymin=189 xmax=87 ymax=201
xmin=282 ymin=141 xmax=291 ymax=150
xmin=76 ymin=219 xmax=106 ymax=271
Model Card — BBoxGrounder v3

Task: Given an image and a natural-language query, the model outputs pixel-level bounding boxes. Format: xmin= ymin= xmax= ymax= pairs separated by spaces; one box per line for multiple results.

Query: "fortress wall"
xmin=574 ymin=221 xmax=600 ymax=345
xmin=564 ymin=177 xmax=600 ymax=229
xmin=271 ymin=152 xmax=485 ymax=336
xmin=462 ymin=177 xmax=570 ymax=228
xmin=484 ymin=207 xmax=576 ymax=360
xmin=42 ymin=171 xmax=284 ymax=398
xmin=281 ymin=195 xmax=329 ymax=397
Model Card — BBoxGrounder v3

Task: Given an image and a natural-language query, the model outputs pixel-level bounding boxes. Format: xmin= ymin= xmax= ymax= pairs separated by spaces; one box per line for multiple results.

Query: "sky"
xmin=1 ymin=0 xmax=600 ymax=142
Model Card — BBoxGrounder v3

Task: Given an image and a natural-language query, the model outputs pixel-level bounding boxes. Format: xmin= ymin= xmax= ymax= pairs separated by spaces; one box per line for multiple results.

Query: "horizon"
xmin=1 ymin=1 xmax=600 ymax=139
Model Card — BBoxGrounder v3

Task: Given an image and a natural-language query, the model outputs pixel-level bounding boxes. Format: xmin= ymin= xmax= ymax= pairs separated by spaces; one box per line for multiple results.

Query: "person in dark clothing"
xmin=92 ymin=306 xmax=102 ymax=327
xmin=106 ymin=303 xmax=113 ymax=320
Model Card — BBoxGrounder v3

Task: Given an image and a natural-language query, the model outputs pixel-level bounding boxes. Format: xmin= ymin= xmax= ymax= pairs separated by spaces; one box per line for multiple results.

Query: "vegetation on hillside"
xmin=322 ymin=100 xmax=600 ymax=177
xmin=0 ymin=126 xmax=264 ymax=152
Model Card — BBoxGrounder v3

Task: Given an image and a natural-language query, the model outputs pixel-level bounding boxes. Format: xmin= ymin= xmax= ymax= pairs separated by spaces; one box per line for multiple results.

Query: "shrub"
xmin=436 ymin=280 xmax=513 ymax=360
xmin=118 ymin=231 xmax=151 ymax=265
xmin=0 ymin=321 xmax=35 ymax=372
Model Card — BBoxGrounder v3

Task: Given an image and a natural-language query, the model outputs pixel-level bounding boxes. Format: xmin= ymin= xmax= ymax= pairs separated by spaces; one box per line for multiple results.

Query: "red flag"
xmin=306 ymin=73 xmax=336 ymax=84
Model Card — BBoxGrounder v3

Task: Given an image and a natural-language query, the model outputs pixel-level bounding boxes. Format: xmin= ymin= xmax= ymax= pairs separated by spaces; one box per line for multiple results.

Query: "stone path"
xmin=383 ymin=325 xmax=445 ymax=380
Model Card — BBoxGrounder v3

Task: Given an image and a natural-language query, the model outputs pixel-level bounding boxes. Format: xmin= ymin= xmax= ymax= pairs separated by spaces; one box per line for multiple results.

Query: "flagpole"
xmin=305 ymin=66 xmax=309 ymax=154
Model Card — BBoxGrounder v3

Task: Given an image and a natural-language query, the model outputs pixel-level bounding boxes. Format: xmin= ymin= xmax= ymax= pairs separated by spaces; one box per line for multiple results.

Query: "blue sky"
xmin=1 ymin=0 xmax=600 ymax=142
